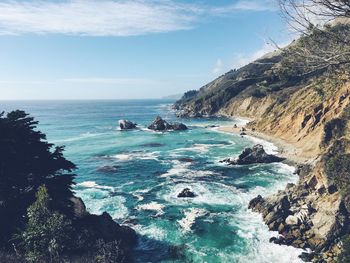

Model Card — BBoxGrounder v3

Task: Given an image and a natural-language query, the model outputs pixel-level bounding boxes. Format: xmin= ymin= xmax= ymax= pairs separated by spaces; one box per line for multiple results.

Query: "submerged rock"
xmin=148 ymin=116 xmax=188 ymax=131
xmin=177 ymin=188 xmax=195 ymax=198
xmin=119 ymin=119 xmax=137 ymax=130
xmin=221 ymin=144 xmax=284 ymax=165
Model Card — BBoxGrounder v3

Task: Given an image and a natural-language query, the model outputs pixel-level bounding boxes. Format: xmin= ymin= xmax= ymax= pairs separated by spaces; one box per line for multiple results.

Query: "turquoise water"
xmin=2 ymin=100 xmax=304 ymax=263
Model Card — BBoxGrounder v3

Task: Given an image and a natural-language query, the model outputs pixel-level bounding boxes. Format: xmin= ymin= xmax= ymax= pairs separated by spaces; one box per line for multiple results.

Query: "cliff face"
xmin=175 ymin=23 xmax=350 ymax=262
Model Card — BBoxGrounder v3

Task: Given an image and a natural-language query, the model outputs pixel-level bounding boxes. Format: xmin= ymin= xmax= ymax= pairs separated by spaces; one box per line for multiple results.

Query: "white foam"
xmin=75 ymin=188 xmax=128 ymax=220
xmin=136 ymin=202 xmax=165 ymax=215
xmin=113 ymin=151 xmax=158 ymax=162
xmin=76 ymin=181 xmax=114 ymax=191
xmin=161 ymin=181 xmax=240 ymax=206
xmin=134 ymin=224 xmax=166 ymax=241
xmin=178 ymin=208 xmax=208 ymax=233
xmin=160 ymin=160 xmax=216 ymax=178
xmin=246 ymin=135 xmax=278 ymax=155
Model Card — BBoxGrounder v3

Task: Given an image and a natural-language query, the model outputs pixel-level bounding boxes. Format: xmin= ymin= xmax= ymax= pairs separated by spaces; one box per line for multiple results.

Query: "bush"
xmin=325 ymin=154 xmax=350 ymax=193
xmin=322 ymin=118 xmax=346 ymax=147
xmin=251 ymin=88 xmax=267 ymax=98
xmin=338 ymin=235 xmax=350 ymax=263
xmin=21 ymin=186 xmax=74 ymax=262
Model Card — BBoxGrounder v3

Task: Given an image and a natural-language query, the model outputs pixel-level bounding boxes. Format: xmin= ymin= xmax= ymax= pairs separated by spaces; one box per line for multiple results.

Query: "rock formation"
xmin=221 ymin=144 xmax=284 ymax=165
xmin=119 ymin=119 xmax=137 ymax=130
xmin=174 ymin=22 xmax=350 ymax=262
xmin=148 ymin=116 xmax=188 ymax=131
xmin=177 ymin=188 xmax=195 ymax=198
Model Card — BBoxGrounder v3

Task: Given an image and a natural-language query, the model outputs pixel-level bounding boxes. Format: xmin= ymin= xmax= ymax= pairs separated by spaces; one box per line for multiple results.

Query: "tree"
xmin=275 ymin=0 xmax=350 ymax=77
xmin=278 ymin=0 xmax=350 ymax=32
xmin=21 ymin=186 xmax=73 ymax=262
xmin=0 ymin=110 xmax=76 ymax=246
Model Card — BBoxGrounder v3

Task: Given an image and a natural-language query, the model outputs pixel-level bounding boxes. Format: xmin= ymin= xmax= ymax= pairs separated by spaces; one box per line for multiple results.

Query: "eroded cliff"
xmin=174 ymin=22 xmax=350 ymax=262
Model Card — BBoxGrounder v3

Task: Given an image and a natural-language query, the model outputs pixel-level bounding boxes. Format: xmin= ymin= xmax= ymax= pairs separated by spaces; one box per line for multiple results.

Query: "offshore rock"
xmin=148 ymin=116 xmax=188 ymax=131
xmin=177 ymin=188 xmax=195 ymax=198
xmin=119 ymin=119 xmax=137 ymax=130
xmin=221 ymin=144 xmax=284 ymax=165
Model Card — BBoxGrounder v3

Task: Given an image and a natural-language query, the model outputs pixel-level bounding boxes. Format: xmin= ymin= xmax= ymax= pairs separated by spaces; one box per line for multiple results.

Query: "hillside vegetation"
xmin=175 ymin=22 xmax=350 ymax=262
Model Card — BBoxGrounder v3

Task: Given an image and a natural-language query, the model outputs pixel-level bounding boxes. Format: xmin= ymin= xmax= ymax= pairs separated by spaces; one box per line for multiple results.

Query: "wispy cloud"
xmin=212 ymin=0 xmax=277 ymax=14
xmin=0 ymin=0 xmax=277 ymax=36
xmin=212 ymin=59 xmax=224 ymax=75
xmin=231 ymin=41 xmax=290 ymax=69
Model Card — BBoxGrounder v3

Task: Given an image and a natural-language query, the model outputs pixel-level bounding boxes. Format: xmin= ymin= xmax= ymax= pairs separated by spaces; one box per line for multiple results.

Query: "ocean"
xmin=1 ymin=100 xmax=304 ymax=263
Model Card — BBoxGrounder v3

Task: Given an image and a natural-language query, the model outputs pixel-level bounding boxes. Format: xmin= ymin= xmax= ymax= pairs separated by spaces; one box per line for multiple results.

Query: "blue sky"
xmin=0 ymin=0 xmax=292 ymax=100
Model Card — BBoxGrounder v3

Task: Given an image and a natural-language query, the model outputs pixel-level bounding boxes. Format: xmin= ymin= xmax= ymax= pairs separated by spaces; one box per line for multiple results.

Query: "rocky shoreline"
xmin=215 ymin=121 xmax=348 ymax=262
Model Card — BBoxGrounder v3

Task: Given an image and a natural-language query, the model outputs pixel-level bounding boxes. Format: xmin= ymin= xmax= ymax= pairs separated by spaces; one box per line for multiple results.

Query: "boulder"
xmin=119 ymin=120 xmax=137 ymax=130
xmin=70 ymin=196 xmax=88 ymax=219
xmin=221 ymin=144 xmax=284 ymax=165
xmin=177 ymin=188 xmax=195 ymax=198
xmin=285 ymin=215 xmax=300 ymax=226
xmin=172 ymin=122 xmax=188 ymax=131
xmin=78 ymin=212 xmax=137 ymax=248
xmin=148 ymin=116 xmax=188 ymax=131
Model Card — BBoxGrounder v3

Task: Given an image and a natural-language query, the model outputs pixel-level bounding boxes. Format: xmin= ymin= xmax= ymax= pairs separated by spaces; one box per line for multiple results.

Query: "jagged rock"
xmin=221 ymin=144 xmax=284 ymax=165
xmin=177 ymin=188 xmax=195 ymax=198
xmin=119 ymin=119 xmax=137 ymax=130
xmin=328 ymin=185 xmax=338 ymax=194
xmin=78 ymin=212 xmax=137 ymax=248
xmin=286 ymin=215 xmax=300 ymax=225
xmin=299 ymin=252 xmax=314 ymax=262
xmin=70 ymin=196 xmax=88 ymax=219
xmin=148 ymin=116 xmax=188 ymax=131
xmin=172 ymin=122 xmax=188 ymax=131
xmin=248 ymin=195 xmax=265 ymax=210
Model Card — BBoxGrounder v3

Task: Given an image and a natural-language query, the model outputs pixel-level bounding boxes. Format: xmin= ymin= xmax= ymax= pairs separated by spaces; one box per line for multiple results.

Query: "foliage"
xmin=338 ymin=235 xmax=350 ymax=263
xmin=251 ymin=88 xmax=267 ymax=98
xmin=20 ymin=186 xmax=74 ymax=262
xmin=277 ymin=24 xmax=350 ymax=78
xmin=322 ymin=118 xmax=346 ymax=147
xmin=94 ymin=240 xmax=126 ymax=263
xmin=0 ymin=110 xmax=134 ymax=262
xmin=325 ymin=153 xmax=350 ymax=193
xmin=0 ymin=110 xmax=76 ymax=246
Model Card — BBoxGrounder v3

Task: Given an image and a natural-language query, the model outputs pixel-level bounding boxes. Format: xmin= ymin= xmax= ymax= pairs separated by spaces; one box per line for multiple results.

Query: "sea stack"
xmin=119 ymin=120 xmax=137 ymax=130
xmin=148 ymin=116 xmax=188 ymax=131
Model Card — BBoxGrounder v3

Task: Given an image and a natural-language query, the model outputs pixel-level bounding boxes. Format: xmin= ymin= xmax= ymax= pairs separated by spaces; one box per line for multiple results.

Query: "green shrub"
xmin=251 ymin=89 xmax=267 ymax=98
xmin=326 ymin=154 xmax=350 ymax=193
xmin=338 ymin=235 xmax=350 ymax=263
xmin=322 ymin=118 xmax=346 ymax=147
xmin=21 ymin=186 xmax=74 ymax=262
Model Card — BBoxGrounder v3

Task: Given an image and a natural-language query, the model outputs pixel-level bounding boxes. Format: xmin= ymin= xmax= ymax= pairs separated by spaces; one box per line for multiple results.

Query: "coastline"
xmin=217 ymin=125 xmax=309 ymax=165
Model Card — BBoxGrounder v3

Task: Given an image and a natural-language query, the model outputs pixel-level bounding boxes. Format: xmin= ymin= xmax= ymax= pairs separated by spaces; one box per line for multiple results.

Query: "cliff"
xmin=174 ymin=23 xmax=350 ymax=262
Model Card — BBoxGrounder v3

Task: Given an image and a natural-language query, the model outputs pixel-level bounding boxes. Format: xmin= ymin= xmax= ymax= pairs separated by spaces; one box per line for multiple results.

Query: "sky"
xmin=0 ymin=0 xmax=292 ymax=100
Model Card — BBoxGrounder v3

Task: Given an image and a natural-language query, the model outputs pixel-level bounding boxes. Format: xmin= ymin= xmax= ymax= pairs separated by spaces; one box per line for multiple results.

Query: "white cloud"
xmin=0 ymin=0 xmax=198 ymax=36
xmin=231 ymin=41 xmax=290 ymax=69
xmin=212 ymin=0 xmax=277 ymax=14
xmin=212 ymin=59 xmax=223 ymax=75
xmin=0 ymin=0 xmax=278 ymax=36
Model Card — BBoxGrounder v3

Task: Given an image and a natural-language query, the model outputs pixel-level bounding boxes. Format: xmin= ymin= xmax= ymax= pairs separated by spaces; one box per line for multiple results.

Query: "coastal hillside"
xmin=175 ymin=22 xmax=350 ymax=262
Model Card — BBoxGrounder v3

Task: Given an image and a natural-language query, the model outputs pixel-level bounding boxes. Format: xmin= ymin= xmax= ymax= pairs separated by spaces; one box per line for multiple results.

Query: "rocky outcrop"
xmin=174 ymin=22 xmax=350 ymax=262
xmin=71 ymin=196 xmax=137 ymax=252
xmin=148 ymin=116 xmax=188 ymax=131
xmin=248 ymin=162 xmax=349 ymax=262
xmin=119 ymin=119 xmax=137 ymax=130
xmin=220 ymin=144 xmax=284 ymax=165
xmin=177 ymin=188 xmax=195 ymax=198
